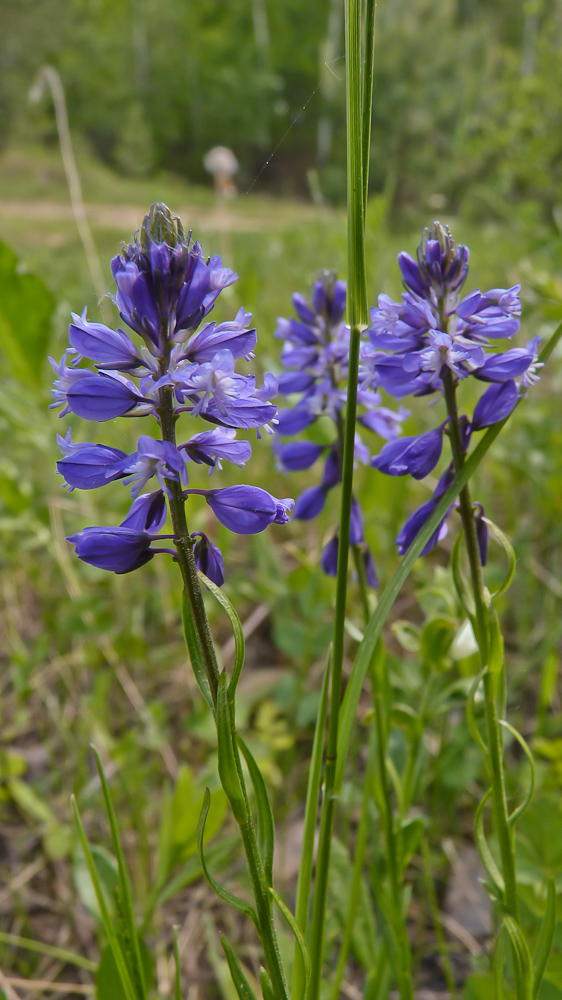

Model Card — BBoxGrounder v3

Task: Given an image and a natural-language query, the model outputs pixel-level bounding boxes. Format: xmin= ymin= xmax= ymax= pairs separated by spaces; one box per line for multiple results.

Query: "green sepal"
xmin=474 ymin=788 xmax=505 ymax=900
xmin=71 ymin=796 xmax=137 ymax=1000
xmin=484 ymin=517 xmax=517 ymax=598
xmin=197 ymin=570 xmax=245 ymax=701
xmin=216 ymin=671 xmax=246 ymax=823
xmin=498 ymin=720 xmax=535 ymax=828
xmin=269 ymin=887 xmax=311 ymax=1000
xmin=503 ymin=916 xmax=533 ymax=1000
xmin=237 ymin=736 xmax=275 ymax=887
xmin=182 ymin=588 xmax=214 ymax=711
xmin=532 ymin=875 xmax=557 ymax=999
xmin=196 ymin=788 xmax=258 ymax=929
xmin=221 ymin=935 xmax=258 ymax=1000
xmin=91 ymin=746 xmax=147 ymax=1000
xmin=259 ymin=967 xmax=275 ymax=1000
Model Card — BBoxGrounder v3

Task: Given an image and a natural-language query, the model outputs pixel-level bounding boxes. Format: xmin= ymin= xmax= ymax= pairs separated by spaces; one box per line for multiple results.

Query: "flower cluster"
xmin=52 ymin=203 xmax=293 ymax=584
xmin=365 ymin=221 xmax=540 ymax=558
xmin=274 ymin=271 xmax=406 ymax=584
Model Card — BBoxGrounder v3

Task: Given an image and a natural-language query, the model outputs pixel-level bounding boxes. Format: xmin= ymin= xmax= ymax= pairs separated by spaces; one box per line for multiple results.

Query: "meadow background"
xmin=0 ymin=0 xmax=562 ymax=997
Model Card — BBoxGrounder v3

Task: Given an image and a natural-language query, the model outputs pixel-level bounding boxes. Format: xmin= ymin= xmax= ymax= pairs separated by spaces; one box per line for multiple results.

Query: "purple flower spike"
xmin=472 ymin=381 xmax=518 ymax=430
xmin=68 ymin=309 xmax=144 ymax=370
xmin=371 ymin=427 xmax=444 ymax=480
xmin=65 ymin=372 xmax=154 ymax=421
xmin=66 ymin=526 xmax=157 ymax=573
xmin=190 ymin=485 xmax=294 ymax=534
xmin=121 ymin=491 xmax=168 ymax=532
xmin=275 ymin=407 xmax=316 ymax=436
xmin=192 ymin=532 xmax=224 ymax=587
xmin=56 ymin=430 xmax=128 ymax=490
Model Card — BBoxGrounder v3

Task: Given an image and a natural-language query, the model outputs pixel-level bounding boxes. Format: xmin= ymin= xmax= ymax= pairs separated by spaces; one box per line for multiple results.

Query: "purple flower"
xmin=113 ymin=436 xmax=187 ymax=498
xmin=474 ymin=336 xmax=542 ymax=387
xmin=371 ymin=426 xmax=445 ymax=480
xmin=192 ymin=532 xmax=224 ymax=587
xmin=275 ymin=440 xmax=326 ymax=472
xmin=65 ymin=372 xmax=155 ymax=421
xmin=181 ymin=427 xmax=252 ymax=471
xmin=121 ymin=491 xmax=168 ymax=532
xmin=66 ymin=526 xmax=158 ymax=573
xmin=472 ymin=381 xmax=518 ymax=430
xmin=184 ymin=308 xmax=256 ymax=363
xmin=294 ymin=484 xmax=329 ymax=520
xmin=49 ymin=354 xmax=93 ymax=417
xmin=395 ymin=466 xmax=455 ymax=557
xmin=68 ymin=309 xmax=144 ymax=370
xmin=186 ymin=485 xmax=294 ymax=534
xmin=56 ymin=429 xmax=128 ymax=490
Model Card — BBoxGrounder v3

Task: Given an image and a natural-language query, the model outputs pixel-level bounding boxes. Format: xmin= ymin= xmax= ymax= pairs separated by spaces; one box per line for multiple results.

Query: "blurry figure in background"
xmin=203 ymin=146 xmax=239 ymax=198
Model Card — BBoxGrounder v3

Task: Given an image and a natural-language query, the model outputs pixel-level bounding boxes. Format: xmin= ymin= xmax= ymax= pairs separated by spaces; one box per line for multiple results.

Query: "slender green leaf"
xmin=237 ymin=736 xmax=275 ymax=887
xmin=498 ymin=721 xmax=535 ymax=827
xmin=221 ymin=935 xmax=258 ymax=1000
xmin=269 ymin=887 xmax=311 ymax=1000
xmin=487 ymin=606 xmax=504 ymax=679
xmin=474 ymin=789 xmax=505 ymax=899
xmin=96 ymin=941 xmax=153 ymax=1000
xmin=216 ymin=672 xmax=246 ymax=823
xmin=182 ymin=589 xmax=214 ymax=711
xmin=259 ymin=967 xmax=275 ymax=1000
xmin=196 ymin=788 xmax=258 ymax=929
xmin=484 ymin=518 xmax=517 ymax=598
xmin=493 ymin=925 xmax=508 ymax=1000
xmin=197 ymin=571 xmax=246 ymax=700
xmin=503 ymin=917 xmax=533 ymax=1000
xmin=0 ymin=931 xmax=96 ymax=973
xmin=532 ymin=876 xmax=557 ymax=999
xmin=91 ymin=747 xmax=147 ymax=1000
xmin=71 ymin=796 xmax=137 ymax=1000
xmin=173 ymin=926 xmax=182 ymax=1000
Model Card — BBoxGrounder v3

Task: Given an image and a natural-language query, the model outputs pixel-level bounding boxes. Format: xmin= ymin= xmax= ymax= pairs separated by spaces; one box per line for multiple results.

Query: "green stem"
xmin=308 ymin=0 xmax=370 ymax=988
xmin=420 ymin=837 xmax=458 ymax=1000
xmin=329 ymin=732 xmax=376 ymax=1000
xmin=158 ymin=384 xmax=288 ymax=1000
xmin=369 ymin=648 xmax=414 ymax=1000
xmin=441 ymin=369 xmax=519 ymax=923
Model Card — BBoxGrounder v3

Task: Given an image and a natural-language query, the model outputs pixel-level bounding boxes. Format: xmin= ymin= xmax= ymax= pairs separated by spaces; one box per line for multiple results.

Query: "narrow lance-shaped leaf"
xmin=237 ymin=736 xmax=275 ymax=887
xmin=532 ymin=876 xmax=557 ymax=999
xmin=196 ymin=788 xmax=258 ymax=929
xmin=197 ymin=570 xmax=245 ymax=700
xmin=221 ymin=935 xmax=259 ymax=1000
xmin=91 ymin=746 xmax=147 ymax=1000
xmin=71 ymin=796 xmax=137 ymax=1000
xmin=182 ymin=589 xmax=214 ymax=712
